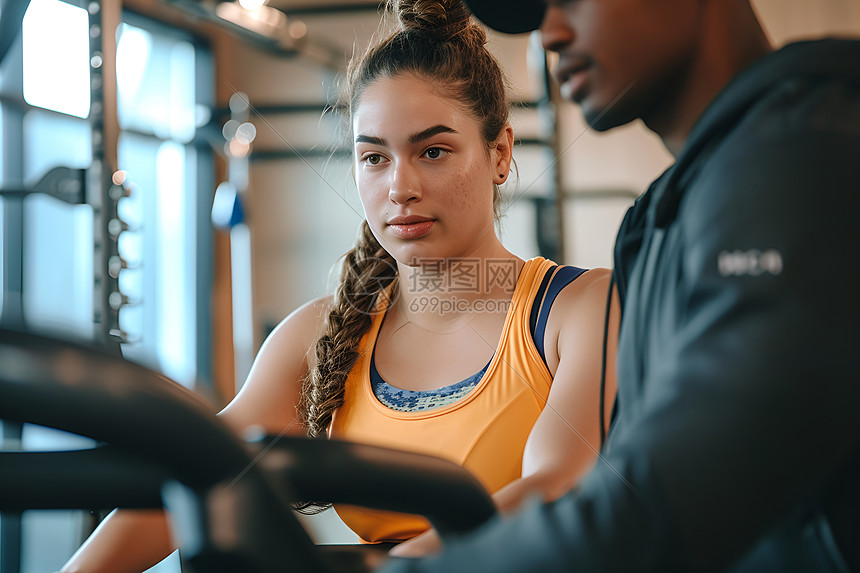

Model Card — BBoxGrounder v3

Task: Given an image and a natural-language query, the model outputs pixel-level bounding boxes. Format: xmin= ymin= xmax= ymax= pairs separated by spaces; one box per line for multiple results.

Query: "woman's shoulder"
xmin=568 ymin=266 xmax=612 ymax=287
xmin=521 ymin=259 xmax=611 ymax=314
xmin=220 ymin=295 xmax=334 ymax=433
xmin=552 ymin=266 xmax=612 ymax=310
xmin=531 ymin=266 xmax=613 ymax=376
xmin=264 ymin=295 xmax=333 ymax=355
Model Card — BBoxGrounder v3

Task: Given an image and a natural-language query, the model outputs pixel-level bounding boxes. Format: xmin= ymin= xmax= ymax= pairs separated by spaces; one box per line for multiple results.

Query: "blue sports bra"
xmin=371 ymin=264 xmax=586 ymax=412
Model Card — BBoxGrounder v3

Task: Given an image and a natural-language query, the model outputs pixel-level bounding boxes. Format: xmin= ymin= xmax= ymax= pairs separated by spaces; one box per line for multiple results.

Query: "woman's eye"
xmin=423 ymin=148 xmax=448 ymax=160
xmin=365 ymin=154 xmax=383 ymax=165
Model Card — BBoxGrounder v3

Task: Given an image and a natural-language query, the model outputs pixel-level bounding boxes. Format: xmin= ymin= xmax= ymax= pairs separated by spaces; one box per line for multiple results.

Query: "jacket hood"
xmin=612 ymin=38 xmax=860 ymax=308
xmin=653 ymin=38 xmax=860 ymax=228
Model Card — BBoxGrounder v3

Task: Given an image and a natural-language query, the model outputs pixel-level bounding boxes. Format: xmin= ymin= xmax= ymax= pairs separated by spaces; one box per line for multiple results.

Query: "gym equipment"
xmin=0 ymin=328 xmax=497 ymax=573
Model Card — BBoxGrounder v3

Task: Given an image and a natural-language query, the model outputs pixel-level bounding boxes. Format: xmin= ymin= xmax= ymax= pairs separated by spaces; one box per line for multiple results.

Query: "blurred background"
xmin=0 ymin=0 xmax=858 ymax=571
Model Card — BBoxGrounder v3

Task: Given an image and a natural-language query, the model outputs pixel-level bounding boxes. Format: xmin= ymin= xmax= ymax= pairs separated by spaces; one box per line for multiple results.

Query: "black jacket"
xmin=381 ymin=39 xmax=860 ymax=573
xmin=606 ymin=37 xmax=860 ymax=572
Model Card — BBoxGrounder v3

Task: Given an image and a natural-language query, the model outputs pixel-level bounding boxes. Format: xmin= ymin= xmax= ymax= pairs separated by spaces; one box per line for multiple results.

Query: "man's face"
xmin=540 ymin=0 xmax=702 ymax=131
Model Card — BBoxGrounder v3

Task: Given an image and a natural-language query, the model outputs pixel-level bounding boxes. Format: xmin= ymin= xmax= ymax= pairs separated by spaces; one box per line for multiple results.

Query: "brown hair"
xmin=297 ymin=0 xmax=510 ymax=472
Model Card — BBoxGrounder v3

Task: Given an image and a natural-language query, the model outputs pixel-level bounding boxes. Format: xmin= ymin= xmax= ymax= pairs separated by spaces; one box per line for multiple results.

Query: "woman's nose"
xmin=388 ymin=166 xmax=421 ymax=204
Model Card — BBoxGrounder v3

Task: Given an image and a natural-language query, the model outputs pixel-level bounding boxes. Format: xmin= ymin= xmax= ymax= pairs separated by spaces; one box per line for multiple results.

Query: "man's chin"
xmin=581 ymin=103 xmax=632 ymax=132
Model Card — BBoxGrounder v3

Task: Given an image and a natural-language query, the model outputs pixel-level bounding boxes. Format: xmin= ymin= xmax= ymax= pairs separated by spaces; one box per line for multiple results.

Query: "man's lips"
xmin=557 ymin=58 xmax=592 ymax=101
xmin=387 ymin=215 xmax=436 ymax=239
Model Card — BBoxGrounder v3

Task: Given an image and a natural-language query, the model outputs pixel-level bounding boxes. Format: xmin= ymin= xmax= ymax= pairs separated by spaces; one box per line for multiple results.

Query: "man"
xmin=380 ymin=1 xmax=860 ymax=571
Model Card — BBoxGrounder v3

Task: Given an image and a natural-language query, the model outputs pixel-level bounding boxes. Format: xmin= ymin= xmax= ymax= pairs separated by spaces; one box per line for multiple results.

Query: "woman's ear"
xmin=492 ymin=124 xmax=514 ymax=185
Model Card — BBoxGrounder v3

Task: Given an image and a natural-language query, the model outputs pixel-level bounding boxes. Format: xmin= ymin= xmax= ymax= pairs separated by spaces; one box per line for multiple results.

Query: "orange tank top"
xmin=329 ymin=257 xmax=560 ymax=543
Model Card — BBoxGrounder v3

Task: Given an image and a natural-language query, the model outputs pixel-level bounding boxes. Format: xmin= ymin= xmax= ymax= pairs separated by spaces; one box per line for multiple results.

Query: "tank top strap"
xmin=530 ymin=265 xmax=589 ymax=368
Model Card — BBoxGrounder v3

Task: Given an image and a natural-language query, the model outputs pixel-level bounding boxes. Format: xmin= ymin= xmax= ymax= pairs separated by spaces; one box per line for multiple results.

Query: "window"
xmin=21 ymin=0 xmax=91 ymax=118
xmin=113 ymin=17 xmax=214 ymax=387
xmin=1 ymin=4 xmax=214 ymax=386
xmin=1 ymin=4 xmax=214 ymax=572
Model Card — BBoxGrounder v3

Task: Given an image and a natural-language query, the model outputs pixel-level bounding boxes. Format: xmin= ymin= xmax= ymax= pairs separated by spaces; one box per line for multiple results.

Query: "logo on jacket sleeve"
xmin=718 ymin=249 xmax=783 ymax=277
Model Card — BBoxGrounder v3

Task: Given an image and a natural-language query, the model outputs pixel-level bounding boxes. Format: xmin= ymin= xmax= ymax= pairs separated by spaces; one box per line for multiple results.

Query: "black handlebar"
xmin=0 ymin=329 xmax=250 ymax=489
xmin=0 ymin=328 xmax=327 ymax=573
xmin=0 ymin=328 xmax=499 ymax=572
xmin=0 ymin=446 xmax=166 ymax=510
xmin=254 ymin=435 xmax=496 ymax=536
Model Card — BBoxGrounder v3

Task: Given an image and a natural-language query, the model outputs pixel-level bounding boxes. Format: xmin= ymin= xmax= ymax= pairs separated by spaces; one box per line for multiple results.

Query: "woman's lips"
xmin=388 ymin=220 xmax=435 ymax=239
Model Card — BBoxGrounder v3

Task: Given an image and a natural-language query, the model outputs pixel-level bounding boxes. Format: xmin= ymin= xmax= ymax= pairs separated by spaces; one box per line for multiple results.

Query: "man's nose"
xmin=540 ymin=5 xmax=576 ymax=53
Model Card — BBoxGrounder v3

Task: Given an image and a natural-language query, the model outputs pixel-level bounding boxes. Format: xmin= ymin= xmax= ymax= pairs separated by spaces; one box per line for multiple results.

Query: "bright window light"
xmin=0 ymin=197 xmax=4 ymax=317
xmin=22 ymin=0 xmax=91 ymax=119
xmin=116 ymin=24 xmax=151 ymax=109
xmin=117 ymin=23 xmax=196 ymax=143
xmin=155 ymin=141 xmax=195 ymax=386
xmin=168 ymin=42 xmax=196 ymax=142
xmin=23 ymin=195 xmax=94 ymax=337
xmin=0 ymin=105 xmax=6 ymax=181
xmin=0 ymin=104 xmax=4 ymax=182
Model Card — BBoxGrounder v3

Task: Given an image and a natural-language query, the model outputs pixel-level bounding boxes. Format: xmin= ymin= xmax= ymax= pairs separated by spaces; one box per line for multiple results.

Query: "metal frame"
xmin=0 ymin=2 xmax=217 ymax=570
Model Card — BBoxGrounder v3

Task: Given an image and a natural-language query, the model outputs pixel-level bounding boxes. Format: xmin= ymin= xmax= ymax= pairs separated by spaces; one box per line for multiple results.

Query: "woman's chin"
xmin=388 ymin=243 xmax=450 ymax=268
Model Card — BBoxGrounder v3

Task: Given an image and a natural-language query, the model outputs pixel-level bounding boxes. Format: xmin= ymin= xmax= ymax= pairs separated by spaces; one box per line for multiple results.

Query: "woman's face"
xmin=353 ymin=73 xmax=510 ymax=267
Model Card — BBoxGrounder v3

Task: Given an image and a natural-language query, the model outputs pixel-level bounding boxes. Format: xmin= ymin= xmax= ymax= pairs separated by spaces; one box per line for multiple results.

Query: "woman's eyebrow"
xmin=355 ymin=134 xmax=386 ymax=145
xmin=354 ymin=125 xmax=457 ymax=146
xmin=409 ymin=124 xmax=457 ymax=144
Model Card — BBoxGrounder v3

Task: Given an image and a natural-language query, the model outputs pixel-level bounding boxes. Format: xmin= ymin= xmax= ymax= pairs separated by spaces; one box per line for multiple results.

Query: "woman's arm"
xmin=219 ymin=296 xmax=330 ymax=435
xmin=59 ymin=297 xmax=330 ymax=573
xmin=494 ymin=268 xmax=618 ymax=513
xmin=390 ymin=270 xmax=619 ymax=556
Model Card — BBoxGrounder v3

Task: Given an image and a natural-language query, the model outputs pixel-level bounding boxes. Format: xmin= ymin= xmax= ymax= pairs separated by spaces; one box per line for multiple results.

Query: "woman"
xmin=61 ymin=0 xmax=617 ymax=570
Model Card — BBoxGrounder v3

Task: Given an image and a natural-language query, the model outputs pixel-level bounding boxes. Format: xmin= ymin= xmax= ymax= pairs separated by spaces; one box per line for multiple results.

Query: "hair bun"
xmin=391 ymin=0 xmax=483 ymax=43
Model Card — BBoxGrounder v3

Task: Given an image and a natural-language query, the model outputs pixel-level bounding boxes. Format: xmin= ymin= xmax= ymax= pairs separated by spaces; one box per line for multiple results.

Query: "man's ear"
xmin=492 ymin=124 xmax=514 ymax=185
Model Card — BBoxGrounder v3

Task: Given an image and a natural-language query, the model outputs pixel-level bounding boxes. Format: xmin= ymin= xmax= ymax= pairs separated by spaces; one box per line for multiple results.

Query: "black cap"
xmin=464 ymin=0 xmax=546 ymax=34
